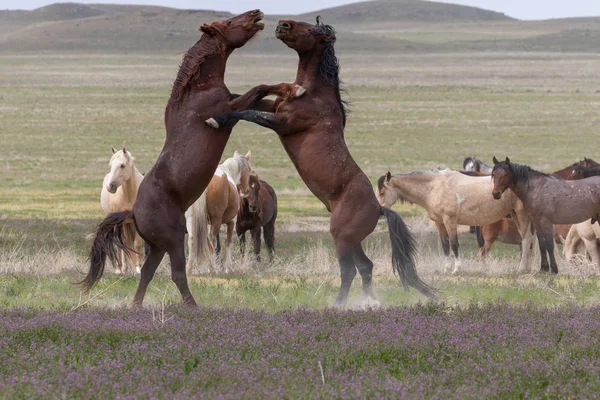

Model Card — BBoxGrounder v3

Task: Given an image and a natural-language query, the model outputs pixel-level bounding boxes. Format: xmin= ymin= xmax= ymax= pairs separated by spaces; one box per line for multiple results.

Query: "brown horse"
xmin=236 ymin=175 xmax=278 ymax=262
xmin=492 ymin=157 xmax=600 ymax=274
xmin=80 ymin=10 xmax=303 ymax=306
xmin=185 ymin=151 xmax=252 ymax=275
xmin=476 ymin=218 xmax=523 ymax=258
xmin=207 ymin=17 xmax=436 ymax=305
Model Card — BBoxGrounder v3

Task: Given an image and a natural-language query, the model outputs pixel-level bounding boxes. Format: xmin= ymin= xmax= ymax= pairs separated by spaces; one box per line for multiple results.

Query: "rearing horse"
xmin=80 ymin=10 xmax=302 ymax=306
xmin=207 ymin=18 xmax=435 ymax=305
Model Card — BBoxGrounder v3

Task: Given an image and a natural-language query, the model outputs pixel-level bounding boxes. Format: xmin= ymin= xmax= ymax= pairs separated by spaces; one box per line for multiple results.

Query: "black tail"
xmin=380 ymin=207 xmax=437 ymax=299
xmin=79 ymin=210 xmax=135 ymax=292
xmin=475 ymin=226 xmax=485 ymax=248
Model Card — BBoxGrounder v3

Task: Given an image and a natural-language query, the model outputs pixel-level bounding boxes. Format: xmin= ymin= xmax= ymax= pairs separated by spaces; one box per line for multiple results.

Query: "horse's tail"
xmin=80 ymin=210 xmax=135 ymax=292
xmin=191 ymin=190 xmax=209 ymax=262
xmin=380 ymin=207 xmax=437 ymax=299
xmin=475 ymin=226 xmax=485 ymax=248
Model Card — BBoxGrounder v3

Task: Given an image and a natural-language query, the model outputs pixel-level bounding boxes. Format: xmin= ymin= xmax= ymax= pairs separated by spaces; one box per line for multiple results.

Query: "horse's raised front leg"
xmin=227 ymin=83 xmax=304 ymax=112
xmin=206 ymin=110 xmax=286 ymax=132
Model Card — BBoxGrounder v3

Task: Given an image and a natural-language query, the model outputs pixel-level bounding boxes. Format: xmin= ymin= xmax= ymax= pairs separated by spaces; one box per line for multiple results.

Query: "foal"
xmin=236 ymin=175 xmax=278 ymax=262
xmin=492 ymin=157 xmax=600 ymax=273
xmin=100 ymin=147 xmax=144 ymax=274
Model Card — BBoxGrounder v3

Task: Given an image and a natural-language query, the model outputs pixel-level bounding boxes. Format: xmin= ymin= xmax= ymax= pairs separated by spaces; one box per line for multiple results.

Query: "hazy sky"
xmin=4 ymin=0 xmax=600 ymax=20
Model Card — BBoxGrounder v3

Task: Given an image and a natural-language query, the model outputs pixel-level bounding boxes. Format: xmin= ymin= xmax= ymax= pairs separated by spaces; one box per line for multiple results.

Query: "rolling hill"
xmin=0 ymin=1 xmax=598 ymax=53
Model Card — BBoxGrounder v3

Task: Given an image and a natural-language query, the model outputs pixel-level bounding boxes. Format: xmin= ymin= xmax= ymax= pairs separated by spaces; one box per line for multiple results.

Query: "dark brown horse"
xmin=207 ymin=17 xmax=436 ymax=305
xmin=80 ymin=11 xmax=302 ymax=306
xmin=492 ymin=157 xmax=600 ymax=274
xmin=236 ymin=175 xmax=278 ymax=262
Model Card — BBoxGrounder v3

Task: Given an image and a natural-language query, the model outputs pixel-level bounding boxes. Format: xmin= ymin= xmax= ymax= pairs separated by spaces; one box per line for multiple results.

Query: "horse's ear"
xmin=233 ymin=150 xmax=240 ymax=158
xmin=244 ymin=150 xmax=251 ymax=162
xmin=122 ymin=146 xmax=127 ymax=155
xmin=386 ymin=171 xmax=392 ymax=182
xmin=200 ymin=23 xmax=217 ymax=36
xmin=111 ymin=146 xmax=116 ymax=154
xmin=255 ymin=173 xmax=259 ymax=180
xmin=505 ymin=157 xmax=510 ymax=164
xmin=492 ymin=156 xmax=499 ymax=165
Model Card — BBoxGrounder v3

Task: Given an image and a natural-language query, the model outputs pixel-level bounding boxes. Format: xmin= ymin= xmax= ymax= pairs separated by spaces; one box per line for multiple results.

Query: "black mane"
xmin=313 ymin=17 xmax=349 ymax=127
xmin=377 ymin=175 xmax=386 ymax=192
xmin=497 ymin=162 xmax=551 ymax=185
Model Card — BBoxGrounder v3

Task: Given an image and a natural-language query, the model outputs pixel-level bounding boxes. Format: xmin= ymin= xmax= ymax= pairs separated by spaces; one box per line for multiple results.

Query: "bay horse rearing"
xmin=207 ymin=18 xmax=436 ymax=304
xmin=80 ymin=10 xmax=303 ymax=306
xmin=236 ymin=175 xmax=278 ymax=262
xmin=492 ymin=157 xmax=600 ymax=274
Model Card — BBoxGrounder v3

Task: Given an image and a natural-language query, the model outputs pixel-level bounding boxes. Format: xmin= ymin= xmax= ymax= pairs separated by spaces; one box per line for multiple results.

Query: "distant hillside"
xmin=0 ymin=1 xmax=599 ymax=54
xmin=299 ymin=0 xmax=514 ymax=23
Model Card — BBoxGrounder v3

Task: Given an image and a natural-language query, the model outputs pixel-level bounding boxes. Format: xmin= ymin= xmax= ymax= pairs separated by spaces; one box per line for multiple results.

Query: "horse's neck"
xmin=391 ymin=175 xmax=433 ymax=206
xmin=121 ymin=165 xmax=140 ymax=201
xmin=295 ymin=50 xmax=324 ymax=87
xmin=217 ymin=163 xmax=241 ymax=185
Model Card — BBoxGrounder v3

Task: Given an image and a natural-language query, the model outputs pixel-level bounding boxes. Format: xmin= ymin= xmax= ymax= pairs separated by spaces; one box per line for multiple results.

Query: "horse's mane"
xmin=168 ymin=34 xmax=222 ymax=106
xmin=507 ymin=162 xmax=551 ymax=185
xmin=575 ymin=166 xmax=600 ymax=178
xmin=463 ymin=156 xmax=475 ymax=170
xmin=313 ymin=16 xmax=349 ymax=127
xmin=220 ymin=155 xmax=247 ymax=177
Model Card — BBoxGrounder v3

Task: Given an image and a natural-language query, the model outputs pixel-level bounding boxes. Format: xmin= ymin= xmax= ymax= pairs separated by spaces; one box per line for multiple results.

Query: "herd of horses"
xmin=81 ymin=10 xmax=600 ymax=308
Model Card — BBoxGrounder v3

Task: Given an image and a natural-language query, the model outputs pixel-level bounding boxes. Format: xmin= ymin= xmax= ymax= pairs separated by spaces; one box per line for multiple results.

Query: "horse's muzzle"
xmin=492 ymin=191 xmax=501 ymax=200
xmin=107 ymin=184 xmax=117 ymax=194
xmin=249 ymin=205 xmax=258 ymax=213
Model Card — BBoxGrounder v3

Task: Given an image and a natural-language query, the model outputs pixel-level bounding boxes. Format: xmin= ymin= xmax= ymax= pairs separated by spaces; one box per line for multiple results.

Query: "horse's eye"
xmin=227 ymin=21 xmax=231 ymax=26
xmin=120 ymin=164 xmax=125 ymax=168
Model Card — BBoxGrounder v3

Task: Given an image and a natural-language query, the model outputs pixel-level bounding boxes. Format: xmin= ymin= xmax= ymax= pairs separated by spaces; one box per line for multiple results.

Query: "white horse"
xmin=377 ymin=169 xmax=534 ymax=273
xmin=186 ymin=151 xmax=252 ymax=275
xmin=100 ymin=147 xmax=144 ymax=274
xmin=564 ymin=220 xmax=600 ymax=271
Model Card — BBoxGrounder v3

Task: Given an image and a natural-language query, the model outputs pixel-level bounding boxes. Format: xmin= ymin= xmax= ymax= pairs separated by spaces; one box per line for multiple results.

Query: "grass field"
xmin=2 ymin=45 xmax=600 ymax=396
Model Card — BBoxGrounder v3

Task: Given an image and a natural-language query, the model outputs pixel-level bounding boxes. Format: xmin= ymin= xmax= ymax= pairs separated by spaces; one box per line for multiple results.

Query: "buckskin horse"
xmin=207 ymin=17 xmax=436 ymax=305
xmin=81 ymin=10 xmax=303 ymax=306
xmin=492 ymin=157 xmax=600 ymax=274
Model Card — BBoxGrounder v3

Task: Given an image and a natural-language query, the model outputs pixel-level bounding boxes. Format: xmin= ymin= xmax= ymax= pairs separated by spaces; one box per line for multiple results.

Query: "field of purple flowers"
xmin=2 ymin=303 xmax=600 ymax=398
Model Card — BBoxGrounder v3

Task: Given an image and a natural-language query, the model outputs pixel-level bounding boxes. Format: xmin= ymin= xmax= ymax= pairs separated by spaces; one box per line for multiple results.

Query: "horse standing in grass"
xmin=100 ymin=147 xmax=144 ymax=274
xmin=236 ymin=175 xmax=278 ymax=262
xmin=81 ymin=11 xmax=303 ymax=306
xmin=207 ymin=17 xmax=436 ymax=305
xmin=491 ymin=157 xmax=600 ymax=274
xmin=185 ymin=151 xmax=252 ymax=275
xmin=377 ymin=169 xmax=534 ymax=273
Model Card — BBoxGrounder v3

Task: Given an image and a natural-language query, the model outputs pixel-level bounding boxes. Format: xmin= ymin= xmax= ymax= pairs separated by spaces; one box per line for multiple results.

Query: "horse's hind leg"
xmin=134 ymin=233 xmax=143 ymax=274
xmin=334 ymin=250 xmax=357 ymax=307
xmin=434 ymin=222 xmax=451 ymax=273
xmin=353 ymin=245 xmax=378 ymax=305
xmin=251 ymin=227 xmax=262 ymax=262
xmin=132 ymin=245 xmax=165 ymax=307
xmin=168 ymin=240 xmax=197 ymax=306
xmin=224 ymin=221 xmax=235 ymax=273
xmin=263 ymin=220 xmax=276 ymax=262
xmin=536 ymin=231 xmax=550 ymax=272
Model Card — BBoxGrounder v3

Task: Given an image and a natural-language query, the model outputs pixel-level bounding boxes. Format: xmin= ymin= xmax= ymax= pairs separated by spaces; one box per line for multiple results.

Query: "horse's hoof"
xmin=294 ymin=85 xmax=306 ymax=98
xmin=205 ymin=118 xmax=219 ymax=129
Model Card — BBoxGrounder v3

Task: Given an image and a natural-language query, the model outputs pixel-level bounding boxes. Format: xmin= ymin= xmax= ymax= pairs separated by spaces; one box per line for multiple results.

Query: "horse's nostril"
xmin=281 ymin=22 xmax=290 ymax=29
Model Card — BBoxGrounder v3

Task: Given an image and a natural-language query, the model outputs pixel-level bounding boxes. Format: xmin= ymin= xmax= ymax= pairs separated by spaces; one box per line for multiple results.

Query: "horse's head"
xmin=200 ymin=9 xmax=264 ymax=49
xmin=491 ymin=156 xmax=513 ymax=200
xmin=233 ymin=150 xmax=252 ymax=198
xmin=376 ymin=171 xmax=398 ymax=208
xmin=106 ymin=146 xmax=134 ymax=194
xmin=243 ymin=175 xmax=262 ymax=215
xmin=569 ymin=164 xmax=587 ymax=180
xmin=276 ymin=16 xmax=336 ymax=54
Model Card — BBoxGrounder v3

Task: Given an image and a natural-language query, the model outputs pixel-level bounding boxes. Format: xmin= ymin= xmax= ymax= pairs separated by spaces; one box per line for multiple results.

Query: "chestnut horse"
xmin=377 ymin=169 xmax=534 ymax=273
xmin=236 ymin=175 xmax=278 ymax=262
xmin=491 ymin=157 xmax=600 ymax=274
xmin=185 ymin=151 xmax=252 ymax=275
xmin=207 ymin=17 xmax=436 ymax=304
xmin=100 ymin=147 xmax=144 ymax=274
xmin=81 ymin=10 xmax=302 ymax=306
